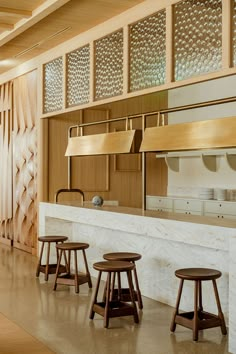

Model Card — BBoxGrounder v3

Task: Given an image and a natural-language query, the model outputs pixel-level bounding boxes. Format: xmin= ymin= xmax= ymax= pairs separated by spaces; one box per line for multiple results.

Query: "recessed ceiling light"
xmin=0 ymin=58 xmax=17 ymax=66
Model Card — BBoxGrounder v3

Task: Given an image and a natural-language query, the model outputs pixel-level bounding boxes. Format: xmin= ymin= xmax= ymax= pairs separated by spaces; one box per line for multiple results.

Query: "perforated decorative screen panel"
xmin=66 ymin=45 xmax=90 ymax=107
xmin=43 ymin=57 xmax=63 ymax=113
xmin=95 ymin=30 xmax=123 ymax=100
xmin=129 ymin=10 xmax=166 ymax=92
xmin=233 ymin=0 xmax=236 ymax=66
xmin=174 ymin=0 xmax=222 ymax=81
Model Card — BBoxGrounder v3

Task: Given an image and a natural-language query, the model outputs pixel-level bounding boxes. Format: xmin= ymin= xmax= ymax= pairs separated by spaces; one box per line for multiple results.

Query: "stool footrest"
xmin=175 ymin=310 xmax=223 ymax=330
xmin=39 ymin=264 xmax=67 ymax=275
xmin=93 ymin=301 xmax=137 ymax=319
xmin=56 ymin=272 xmax=90 ymax=286
xmin=109 ymin=288 xmax=138 ymax=302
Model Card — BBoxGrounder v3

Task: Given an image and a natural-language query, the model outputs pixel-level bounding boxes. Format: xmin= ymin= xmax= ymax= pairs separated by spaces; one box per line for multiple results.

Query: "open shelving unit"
xmin=156 ymin=148 xmax=236 ymax=172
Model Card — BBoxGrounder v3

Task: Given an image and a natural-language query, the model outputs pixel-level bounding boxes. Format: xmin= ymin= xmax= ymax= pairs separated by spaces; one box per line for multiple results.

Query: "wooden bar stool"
xmin=53 ymin=242 xmax=92 ymax=293
xmin=170 ymin=268 xmax=227 ymax=341
xmin=89 ymin=260 xmax=139 ymax=328
xmin=103 ymin=252 xmax=143 ymax=309
xmin=36 ymin=235 xmax=68 ymax=281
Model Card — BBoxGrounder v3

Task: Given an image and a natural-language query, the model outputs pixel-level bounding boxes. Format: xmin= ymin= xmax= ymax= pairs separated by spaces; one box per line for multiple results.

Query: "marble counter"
xmin=39 ymin=202 xmax=236 ymax=353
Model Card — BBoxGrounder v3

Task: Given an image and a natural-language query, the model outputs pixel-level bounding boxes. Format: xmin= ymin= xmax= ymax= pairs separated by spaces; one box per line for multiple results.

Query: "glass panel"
xmin=43 ymin=57 xmax=63 ymax=113
xmin=95 ymin=30 xmax=123 ymax=100
xmin=174 ymin=0 xmax=222 ymax=81
xmin=233 ymin=0 xmax=236 ymax=66
xmin=129 ymin=10 xmax=166 ymax=92
xmin=66 ymin=45 xmax=90 ymax=107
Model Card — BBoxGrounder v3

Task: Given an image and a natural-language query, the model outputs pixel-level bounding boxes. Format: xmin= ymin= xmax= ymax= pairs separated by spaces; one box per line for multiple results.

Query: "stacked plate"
xmin=227 ymin=189 xmax=236 ymax=201
xmin=214 ymin=188 xmax=226 ymax=201
xmin=198 ymin=187 xmax=214 ymax=200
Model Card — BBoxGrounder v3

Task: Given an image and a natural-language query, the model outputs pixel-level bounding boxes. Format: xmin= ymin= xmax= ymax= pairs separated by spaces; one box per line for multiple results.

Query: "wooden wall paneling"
xmin=0 ymin=81 xmax=13 ymax=245
xmin=114 ymin=153 xmax=141 ymax=172
xmin=71 ymin=109 xmax=110 ymax=194
xmin=108 ymin=117 xmax=142 ymax=207
xmin=112 ymin=116 xmax=142 ymax=172
xmin=38 ymin=117 xmax=49 ymax=202
xmin=13 ymin=70 xmax=38 ymax=254
xmin=47 ymin=109 xmax=110 ymax=203
xmin=47 ymin=111 xmax=79 ymax=202
xmin=144 ymin=91 xmax=168 ymax=197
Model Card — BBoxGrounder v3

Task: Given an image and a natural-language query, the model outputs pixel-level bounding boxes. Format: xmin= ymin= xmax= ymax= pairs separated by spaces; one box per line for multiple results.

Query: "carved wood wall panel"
xmin=0 ymin=81 xmax=13 ymax=245
xmin=13 ymin=70 xmax=38 ymax=254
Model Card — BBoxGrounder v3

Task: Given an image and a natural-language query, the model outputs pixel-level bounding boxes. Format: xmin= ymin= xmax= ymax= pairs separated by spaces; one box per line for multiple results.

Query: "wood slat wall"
xmin=13 ymin=70 xmax=38 ymax=254
xmin=0 ymin=81 xmax=13 ymax=245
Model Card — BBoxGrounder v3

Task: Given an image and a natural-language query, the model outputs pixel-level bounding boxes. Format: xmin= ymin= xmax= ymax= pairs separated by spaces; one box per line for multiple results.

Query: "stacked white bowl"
xmin=198 ymin=187 xmax=214 ymax=200
xmin=214 ymin=188 xmax=226 ymax=201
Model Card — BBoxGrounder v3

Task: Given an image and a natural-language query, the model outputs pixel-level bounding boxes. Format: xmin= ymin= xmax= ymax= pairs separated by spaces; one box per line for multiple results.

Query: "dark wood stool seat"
xmin=89 ymin=260 xmax=139 ymax=328
xmin=103 ymin=252 xmax=143 ymax=309
xmin=53 ymin=242 xmax=92 ymax=293
xmin=36 ymin=235 xmax=68 ymax=281
xmin=170 ymin=268 xmax=227 ymax=341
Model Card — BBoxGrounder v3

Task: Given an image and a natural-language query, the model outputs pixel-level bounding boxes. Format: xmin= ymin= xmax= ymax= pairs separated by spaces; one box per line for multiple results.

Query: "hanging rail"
xmin=68 ymin=95 xmax=236 ymax=132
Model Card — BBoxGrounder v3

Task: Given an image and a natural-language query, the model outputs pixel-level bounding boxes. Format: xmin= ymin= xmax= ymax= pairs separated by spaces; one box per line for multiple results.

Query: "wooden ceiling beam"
xmin=0 ymin=23 xmax=14 ymax=30
xmin=0 ymin=0 xmax=71 ymax=46
xmin=0 ymin=7 xmax=32 ymax=18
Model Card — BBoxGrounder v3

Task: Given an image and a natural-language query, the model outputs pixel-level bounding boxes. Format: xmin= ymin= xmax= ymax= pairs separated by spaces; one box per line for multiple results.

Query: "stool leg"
xmin=212 ymin=279 xmax=227 ymax=335
xmin=74 ymin=250 xmax=79 ymax=293
xmin=102 ymin=282 xmax=107 ymax=302
xmin=82 ymin=249 xmax=92 ymax=288
xmin=170 ymin=279 xmax=184 ymax=332
xmin=110 ymin=272 xmax=116 ymax=301
xmin=89 ymin=271 xmax=102 ymax=320
xmin=197 ymin=280 xmax=204 ymax=321
xmin=45 ymin=242 xmax=51 ymax=281
xmin=56 ymin=242 xmax=62 ymax=273
xmin=127 ymin=270 xmax=139 ymax=323
xmin=198 ymin=280 xmax=203 ymax=312
xmin=36 ymin=242 xmax=44 ymax=277
xmin=53 ymin=249 xmax=63 ymax=291
xmin=104 ymin=272 xmax=111 ymax=328
xmin=117 ymin=272 xmax=122 ymax=301
xmin=68 ymin=250 xmax=71 ymax=275
xmin=193 ymin=280 xmax=199 ymax=341
xmin=132 ymin=261 xmax=143 ymax=310
xmin=56 ymin=242 xmax=59 ymax=261
xmin=62 ymin=249 xmax=68 ymax=273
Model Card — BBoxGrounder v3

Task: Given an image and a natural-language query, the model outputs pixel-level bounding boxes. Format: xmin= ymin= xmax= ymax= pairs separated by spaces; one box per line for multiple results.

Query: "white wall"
xmin=167 ymin=75 xmax=236 ymax=196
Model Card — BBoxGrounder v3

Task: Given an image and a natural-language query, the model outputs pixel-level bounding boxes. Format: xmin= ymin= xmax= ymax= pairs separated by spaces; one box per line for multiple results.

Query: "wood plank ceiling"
xmin=0 ymin=0 xmax=144 ymax=75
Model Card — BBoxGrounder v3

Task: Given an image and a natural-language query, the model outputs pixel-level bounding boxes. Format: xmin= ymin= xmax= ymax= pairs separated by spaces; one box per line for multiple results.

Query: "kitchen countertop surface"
xmin=56 ymin=201 xmax=236 ymax=229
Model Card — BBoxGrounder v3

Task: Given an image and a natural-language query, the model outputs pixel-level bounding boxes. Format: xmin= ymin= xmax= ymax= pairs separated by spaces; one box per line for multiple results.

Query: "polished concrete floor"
xmin=0 ymin=243 xmax=230 ymax=354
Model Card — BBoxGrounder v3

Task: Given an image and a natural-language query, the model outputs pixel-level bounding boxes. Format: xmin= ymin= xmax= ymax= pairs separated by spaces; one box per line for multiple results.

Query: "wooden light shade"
xmin=65 ymin=129 xmax=142 ymax=156
xmin=140 ymin=117 xmax=236 ymax=152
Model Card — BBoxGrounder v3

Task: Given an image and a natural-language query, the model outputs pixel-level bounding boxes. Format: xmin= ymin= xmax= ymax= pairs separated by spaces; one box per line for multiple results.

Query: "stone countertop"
xmin=55 ymin=200 xmax=236 ymax=229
